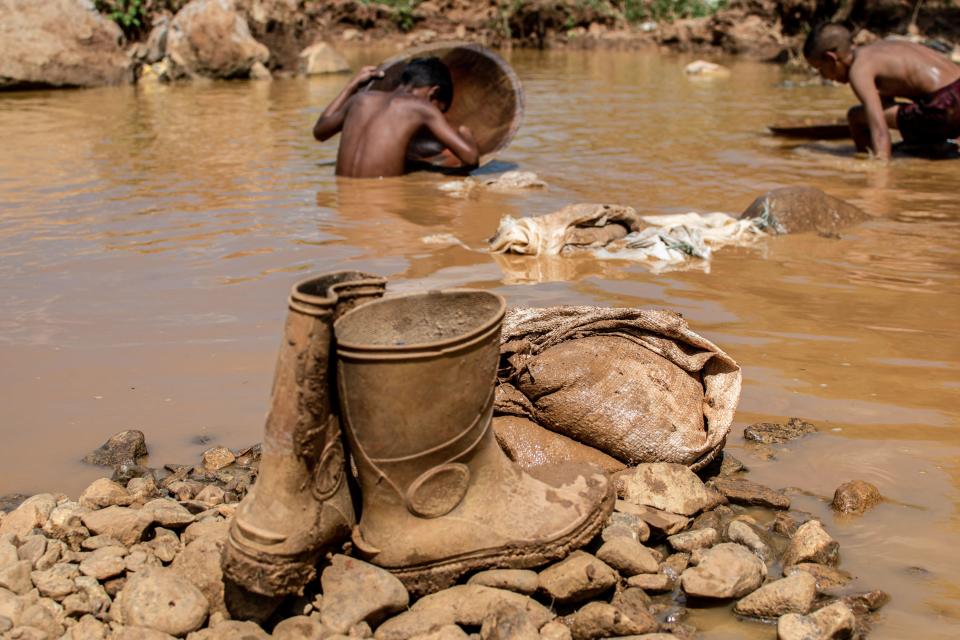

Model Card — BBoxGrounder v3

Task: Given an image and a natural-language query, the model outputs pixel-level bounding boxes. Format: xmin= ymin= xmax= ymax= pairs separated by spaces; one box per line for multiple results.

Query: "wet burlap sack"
xmin=495 ymin=306 xmax=741 ymax=471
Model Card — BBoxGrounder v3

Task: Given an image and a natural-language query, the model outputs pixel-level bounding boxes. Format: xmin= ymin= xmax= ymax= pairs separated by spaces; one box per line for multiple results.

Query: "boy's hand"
xmin=351 ymin=66 xmax=385 ymax=88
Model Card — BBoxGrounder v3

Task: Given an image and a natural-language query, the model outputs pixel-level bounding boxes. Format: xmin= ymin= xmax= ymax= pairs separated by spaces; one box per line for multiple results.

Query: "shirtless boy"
xmin=313 ymin=57 xmax=479 ymax=178
xmin=804 ymin=23 xmax=960 ymax=160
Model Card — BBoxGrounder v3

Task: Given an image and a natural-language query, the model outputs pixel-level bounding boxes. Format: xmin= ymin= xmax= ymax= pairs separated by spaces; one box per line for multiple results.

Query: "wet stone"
xmin=466 ymin=569 xmax=539 ymax=595
xmin=726 ymin=520 xmax=772 ymax=561
xmin=320 ymin=554 xmax=409 ymax=633
xmin=839 ymin=589 xmax=889 ymax=614
xmin=734 ymin=572 xmax=817 ymax=618
xmin=201 ymin=447 xmax=235 ymax=472
xmin=83 ymin=430 xmax=148 ymax=467
xmin=538 ymin=551 xmax=618 ymax=604
xmin=617 ymin=463 xmax=725 ymax=516
xmin=743 ymin=418 xmax=816 ymax=444
xmin=539 ymin=620 xmax=572 ymax=640
xmin=668 ymin=527 xmax=718 ymax=553
xmin=561 ymin=601 xmax=658 ymax=640
xmin=771 ymin=512 xmax=802 ymax=537
xmin=596 ymin=537 xmax=659 ymax=576
xmin=708 ymin=477 xmax=790 ymax=510
xmin=777 ymin=601 xmax=855 ymax=640
xmin=784 ymin=564 xmax=853 ymax=590
xmin=831 ymin=480 xmax=882 ymax=515
xmin=680 ymin=543 xmax=766 ymax=599
xmin=661 ymin=552 xmax=691 ymax=577
xmin=626 ymin=572 xmax=674 ymax=592
xmin=782 ymin=521 xmax=839 ymax=567
xmin=112 ymin=462 xmax=151 ymax=486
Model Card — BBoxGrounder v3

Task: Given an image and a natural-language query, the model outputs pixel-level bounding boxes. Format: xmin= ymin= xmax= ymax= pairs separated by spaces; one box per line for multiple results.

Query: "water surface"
xmin=1 ymin=48 xmax=958 ymax=638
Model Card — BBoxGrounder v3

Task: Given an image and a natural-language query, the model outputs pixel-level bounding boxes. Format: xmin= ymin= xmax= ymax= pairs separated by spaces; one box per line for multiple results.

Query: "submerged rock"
xmin=84 ymin=431 xmax=148 ymax=468
xmin=708 ymin=477 xmax=790 ymax=510
xmin=831 ymin=480 xmax=882 ymax=515
xmin=741 ymin=187 xmax=868 ymax=236
xmin=777 ymin=601 xmax=856 ymax=640
xmin=743 ymin=418 xmax=817 ymax=444
xmin=782 ymin=521 xmax=839 ymax=567
xmin=0 ymin=0 xmax=133 ymax=90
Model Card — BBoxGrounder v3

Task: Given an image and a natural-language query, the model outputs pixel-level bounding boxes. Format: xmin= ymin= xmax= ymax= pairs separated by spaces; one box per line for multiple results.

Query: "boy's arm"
xmin=849 ymin=66 xmax=892 ymax=160
xmin=421 ymin=106 xmax=480 ymax=169
xmin=313 ymin=66 xmax=384 ymax=141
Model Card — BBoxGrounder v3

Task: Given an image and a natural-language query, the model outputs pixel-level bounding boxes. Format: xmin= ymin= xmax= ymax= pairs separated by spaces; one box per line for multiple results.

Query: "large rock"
xmin=680 ymin=543 xmax=766 ymax=599
xmin=166 ymin=0 xmax=270 ymax=80
xmin=0 ymin=0 xmax=133 ymax=89
xmin=320 ymin=554 xmax=409 ymax=633
xmin=42 ymin=502 xmax=91 ymax=550
xmin=782 ymin=521 xmax=839 ymax=567
xmin=81 ymin=506 xmax=152 ymax=546
xmin=0 ymin=494 xmax=56 ymax=538
xmin=298 ymin=42 xmax=349 ymax=75
xmin=734 ymin=573 xmax=817 ymax=618
xmin=537 ymin=552 xmax=618 ymax=604
xmin=79 ymin=479 xmax=134 ymax=510
xmin=374 ymin=586 xmax=553 ymax=640
xmin=831 ymin=480 xmax=882 ymax=515
xmin=113 ymin=568 xmax=209 ymax=636
xmin=743 ymin=418 xmax=816 ymax=444
xmin=777 ymin=601 xmax=856 ymax=640
xmin=561 ymin=601 xmax=657 ymax=640
xmin=170 ymin=524 xmax=229 ymax=618
xmin=741 ymin=187 xmax=868 ymax=236
xmin=783 ymin=564 xmax=853 ymax=590
xmin=617 ymin=464 xmax=723 ymax=516
xmin=479 ymin=604 xmax=540 ymax=640
xmin=63 ymin=576 xmax=111 ymax=619
xmin=83 ymin=431 xmax=148 ymax=467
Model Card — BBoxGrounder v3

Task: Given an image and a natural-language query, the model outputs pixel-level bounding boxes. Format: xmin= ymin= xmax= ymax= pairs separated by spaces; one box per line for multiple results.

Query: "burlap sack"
xmin=495 ymin=307 xmax=741 ymax=470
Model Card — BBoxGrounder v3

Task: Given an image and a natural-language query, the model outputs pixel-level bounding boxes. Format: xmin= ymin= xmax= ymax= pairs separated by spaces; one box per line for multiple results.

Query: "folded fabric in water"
xmin=489 ymin=203 xmax=642 ymax=255
xmin=495 ymin=306 xmax=741 ymax=471
xmin=440 ymin=170 xmax=547 ymax=197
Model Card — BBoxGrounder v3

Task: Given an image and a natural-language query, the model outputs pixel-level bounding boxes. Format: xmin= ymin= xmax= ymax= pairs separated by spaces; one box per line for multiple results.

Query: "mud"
xmin=1 ymin=49 xmax=959 ymax=638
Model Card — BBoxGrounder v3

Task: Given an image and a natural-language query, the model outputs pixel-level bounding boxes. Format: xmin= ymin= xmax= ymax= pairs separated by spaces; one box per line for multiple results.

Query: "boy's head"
xmin=804 ymin=23 xmax=854 ymax=83
xmin=400 ymin=57 xmax=454 ymax=112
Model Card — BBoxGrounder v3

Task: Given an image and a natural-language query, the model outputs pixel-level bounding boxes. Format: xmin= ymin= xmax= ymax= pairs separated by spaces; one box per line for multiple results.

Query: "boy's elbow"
xmin=313 ymin=123 xmax=326 ymax=141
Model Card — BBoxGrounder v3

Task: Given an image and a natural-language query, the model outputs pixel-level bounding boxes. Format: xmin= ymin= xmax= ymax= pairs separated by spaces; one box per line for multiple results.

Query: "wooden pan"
xmin=768 ymin=120 xmax=851 ymax=140
xmin=366 ymin=42 xmax=525 ymax=169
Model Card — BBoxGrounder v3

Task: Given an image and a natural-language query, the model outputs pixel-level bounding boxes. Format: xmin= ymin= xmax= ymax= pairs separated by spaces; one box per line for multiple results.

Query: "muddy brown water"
xmin=1 ymin=48 xmax=958 ymax=637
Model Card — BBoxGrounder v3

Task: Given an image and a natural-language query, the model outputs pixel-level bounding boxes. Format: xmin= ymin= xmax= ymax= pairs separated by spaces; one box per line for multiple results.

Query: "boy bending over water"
xmin=313 ymin=57 xmax=479 ymax=178
xmin=804 ymin=23 xmax=960 ymax=160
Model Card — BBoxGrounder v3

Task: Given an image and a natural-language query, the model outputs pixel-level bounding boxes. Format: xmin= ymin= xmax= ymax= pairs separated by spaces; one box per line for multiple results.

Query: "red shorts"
xmin=897 ymin=77 xmax=960 ymax=144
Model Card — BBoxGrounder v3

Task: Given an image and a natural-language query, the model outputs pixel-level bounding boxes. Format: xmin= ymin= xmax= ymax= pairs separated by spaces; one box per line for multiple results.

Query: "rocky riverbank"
xmin=2 ymin=0 xmax=958 ymax=90
xmin=0 ymin=422 xmax=889 ymax=639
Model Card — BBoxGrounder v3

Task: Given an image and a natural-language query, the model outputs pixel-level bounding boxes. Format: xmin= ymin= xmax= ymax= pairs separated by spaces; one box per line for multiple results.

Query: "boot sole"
xmin=388 ymin=483 xmax=616 ymax=597
xmin=222 ymin=531 xmax=323 ymax=597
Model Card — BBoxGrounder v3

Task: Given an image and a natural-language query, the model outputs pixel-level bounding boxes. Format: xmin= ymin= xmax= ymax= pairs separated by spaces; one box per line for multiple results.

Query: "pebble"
xmin=831 ymin=480 xmax=882 ymax=515
xmin=114 ymin=568 xmax=209 ymax=636
xmin=80 ymin=546 xmax=127 ymax=580
xmin=734 ymin=572 xmax=817 ymax=618
xmin=79 ymin=479 xmax=134 ymax=510
xmin=63 ymin=576 xmax=111 ymax=618
xmin=596 ymin=537 xmax=659 ymax=576
xmin=617 ymin=464 xmax=725 ymax=516
xmin=0 ymin=494 xmax=56 ymax=538
xmin=668 ymin=527 xmax=718 ymax=552
xmin=708 ymin=477 xmax=790 ymax=510
xmin=680 ymin=543 xmax=766 ymax=599
xmin=538 ymin=551 xmax=618 ymax=604
xmin=782 ymin=521 xmax=839 ymax=567
xmin=562 ymin=601 xmax=658 ymax=640
xmin=479 ymin=604 xmax=540 ymax=640
xmin=83 ymin=430 xmax=148 ymax=467
xmin=0 ymin=560 xmax=33 ymax=595
xmin=777 ymin=601 xmax=856 ymax=640
xmin=201 ymin=447 xmax=235 ymax=472
xmin=743 ymin=418 xmax=816 ymax=444
xmin=466 ymin=569 xmax=539 ymax=595
xmin=602 ymin=511 xmax=651 ymax=542
xmin=81 ymin=506 xmax=152 ymax=547
xmin=614 ymin=501 xmax=690 ymax=535
xmin=31 ymin=562 xmax=79 ymax=599
xmin=320 ymin=554 xmax=409 ymax=633
xmin=626 ymin=573 xmax=674 ymax=592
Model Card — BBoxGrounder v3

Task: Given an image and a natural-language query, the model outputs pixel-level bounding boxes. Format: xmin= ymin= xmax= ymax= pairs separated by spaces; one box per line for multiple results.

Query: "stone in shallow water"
xmin=784 ymin=563 xmax=853 ymax=590
xmin=466 ymin=569 xmax=539 ymax=595
xmin=538 ymin=551 xmax=618 ymax=604
xmin=743 ymin=418 xmax=816 ymax=444
xmin=734 ymin=572 xmax=817 ymax=618
xmin=320 ymin=554 xmax=409 ymax=633
xmin=201 ymin=447 xmax=236 ymax=472
xmin=831 ymin=480 xmax=882 ymax=515
xmin=782 ymin=521 xmax=839 ymax=567
xmin=777 ymin=601 xmax=856 ymax=640
xmin=596 ymin=537 xmax=659 ymax=576
xmin=708 ymin=477 xmax=790 ymax=510
xmin=617 ymin=464 xmax=724 ymax=516
xmin=83 ymin=431 xmax=148 ymax=467
xmin=726 ymin=520 xmax=772 ymax=562
xmin=680 ymin=543 xmax=766 ymax=599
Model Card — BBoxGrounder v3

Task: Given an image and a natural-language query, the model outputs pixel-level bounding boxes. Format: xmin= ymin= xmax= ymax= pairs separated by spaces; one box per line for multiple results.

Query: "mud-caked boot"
xmin=334 ymin=290 xmax=614 ymax=596
xmin=222 ymin=272 xmax=386 ymax=598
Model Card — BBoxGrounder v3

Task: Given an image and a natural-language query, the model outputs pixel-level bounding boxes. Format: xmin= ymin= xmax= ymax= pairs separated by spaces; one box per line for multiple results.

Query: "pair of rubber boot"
xmin=222 ymin=271 xmax=614 ymax=599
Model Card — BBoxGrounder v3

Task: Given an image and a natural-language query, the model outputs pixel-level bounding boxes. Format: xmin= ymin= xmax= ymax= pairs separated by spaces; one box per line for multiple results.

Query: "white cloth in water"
xmin=439 ymin=170 xmax=547 ymax=197
xmin=489 ymin=203 xmax=642 ymax=255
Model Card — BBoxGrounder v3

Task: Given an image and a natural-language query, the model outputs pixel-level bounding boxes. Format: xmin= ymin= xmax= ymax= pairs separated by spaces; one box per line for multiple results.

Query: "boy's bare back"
xmin=850 ymin=40 xmax=960 ymax=101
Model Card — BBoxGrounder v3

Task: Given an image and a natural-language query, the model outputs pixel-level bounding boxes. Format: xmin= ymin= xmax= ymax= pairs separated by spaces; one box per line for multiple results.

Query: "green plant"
xmin=621 ymin=0 xmax=725 ymax=23
xmin=95 ymin=0 xmax=148 ymax=38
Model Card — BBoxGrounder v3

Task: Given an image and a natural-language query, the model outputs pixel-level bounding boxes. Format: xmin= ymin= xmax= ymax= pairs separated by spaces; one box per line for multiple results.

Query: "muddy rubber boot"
xmin=222 ymin=272 xmax=386 ymax=597
xmin=334 ymin=290 xmax=614 ymax=596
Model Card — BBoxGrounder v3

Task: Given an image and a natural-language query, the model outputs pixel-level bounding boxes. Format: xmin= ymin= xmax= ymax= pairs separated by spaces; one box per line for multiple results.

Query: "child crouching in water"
xmin=313 ymin=57 xmax=479 ymax=178
xmin=804 ymin=23 xmax=960 ymax=160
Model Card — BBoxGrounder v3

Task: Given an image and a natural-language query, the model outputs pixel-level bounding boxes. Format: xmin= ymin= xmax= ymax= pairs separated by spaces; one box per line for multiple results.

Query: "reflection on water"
xmin=1 ymin=48 xmax=958 ymax=638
